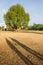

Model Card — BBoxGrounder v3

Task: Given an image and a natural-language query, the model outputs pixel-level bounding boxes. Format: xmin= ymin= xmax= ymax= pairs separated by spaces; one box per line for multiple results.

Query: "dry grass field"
xmin=0 ymin=31 xmax=43 ymax=65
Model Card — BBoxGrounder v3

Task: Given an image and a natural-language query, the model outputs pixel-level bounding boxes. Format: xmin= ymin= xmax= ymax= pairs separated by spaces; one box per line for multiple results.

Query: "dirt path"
xmin=0 ymin=31 xmax=43 ymax=65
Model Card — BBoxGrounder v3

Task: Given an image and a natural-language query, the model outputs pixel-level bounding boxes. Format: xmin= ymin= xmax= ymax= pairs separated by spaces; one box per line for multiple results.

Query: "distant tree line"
xmin=0 ymin=24 xmax=43 ymax=31
xmin=28 ymin=24 xmax=43 ymax=30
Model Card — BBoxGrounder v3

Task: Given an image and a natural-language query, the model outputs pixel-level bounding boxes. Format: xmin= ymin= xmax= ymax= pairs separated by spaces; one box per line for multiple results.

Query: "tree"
xmin=4 ymin=4 xmax=30 ymax=30
xmin=0 ymin=26 xmax=2 ymax=30
xmin=28 ymin=24 xmax=43 ymax=30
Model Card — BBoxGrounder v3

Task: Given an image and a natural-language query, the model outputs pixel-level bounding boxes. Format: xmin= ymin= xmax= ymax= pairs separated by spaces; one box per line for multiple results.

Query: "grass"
xmin=0 ymin=31 xmax=43 ymax=65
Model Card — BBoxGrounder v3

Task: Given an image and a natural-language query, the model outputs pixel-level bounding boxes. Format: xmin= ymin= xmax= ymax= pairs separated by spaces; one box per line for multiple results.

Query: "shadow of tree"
xmin=25 ymin=31 xmax=43 ymax=34
xmin=10 ymin=37 xmax=43 ymax=61
xmin=6 ymin=38 xmax=34 ymax=65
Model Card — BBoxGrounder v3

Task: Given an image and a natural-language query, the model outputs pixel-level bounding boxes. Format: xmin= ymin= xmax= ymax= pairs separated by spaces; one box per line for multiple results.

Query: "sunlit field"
xmin=0 ymin=31 xmax=43 ymax=65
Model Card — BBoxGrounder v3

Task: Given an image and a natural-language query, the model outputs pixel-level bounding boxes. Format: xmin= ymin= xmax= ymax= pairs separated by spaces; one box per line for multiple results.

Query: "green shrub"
xmin=28 ymin=24 xmax=43 ymax=30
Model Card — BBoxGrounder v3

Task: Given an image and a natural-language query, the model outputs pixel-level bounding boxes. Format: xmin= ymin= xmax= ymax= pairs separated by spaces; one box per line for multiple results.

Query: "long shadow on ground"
xmin=6 ymin=38 xmax=34 ymax=65
xmin=24 ymin=31 xmax=43 ymax=34
xmin=10 ymin=37 xmax=43 ymax=61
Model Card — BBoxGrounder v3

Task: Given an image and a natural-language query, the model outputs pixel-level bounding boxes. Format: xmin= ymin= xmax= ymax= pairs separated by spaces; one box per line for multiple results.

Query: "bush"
xmin=28 ymin=24 xmax=43 ymax=30
xmin=0 ymin=26 xmax=2 ymax=30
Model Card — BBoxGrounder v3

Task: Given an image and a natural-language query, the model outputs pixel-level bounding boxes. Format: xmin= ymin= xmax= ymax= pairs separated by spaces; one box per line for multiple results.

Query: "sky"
xmin=0 ymin=0 xmax=43 ymax=26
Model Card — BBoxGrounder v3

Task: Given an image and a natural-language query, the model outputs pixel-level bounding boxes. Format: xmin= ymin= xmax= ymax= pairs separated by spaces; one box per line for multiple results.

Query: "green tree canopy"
xmin=4 ymin=4 xmax=30 ymax=30
xmin=28 ymin=24 xmax=43 ymax=30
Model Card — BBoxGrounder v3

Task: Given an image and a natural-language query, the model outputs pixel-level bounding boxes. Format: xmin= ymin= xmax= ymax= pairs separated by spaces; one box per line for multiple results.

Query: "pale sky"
xmin=0 ymin=0 xmax=43 ymax=26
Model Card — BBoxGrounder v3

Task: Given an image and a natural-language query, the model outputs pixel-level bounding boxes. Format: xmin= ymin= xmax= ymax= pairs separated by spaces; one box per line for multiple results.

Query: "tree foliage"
xmin=0 ymin=26 xmax=2 ymax=30
xmin=4 ymin=4 xmax=30 ymax=30
xmin=28 ymin=24 xmax=43 ymax=30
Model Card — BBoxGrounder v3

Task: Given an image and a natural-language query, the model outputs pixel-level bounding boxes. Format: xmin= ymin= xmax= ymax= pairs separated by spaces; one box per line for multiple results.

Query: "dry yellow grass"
xmin=0 ymin=31 xmax=43 ymax=65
